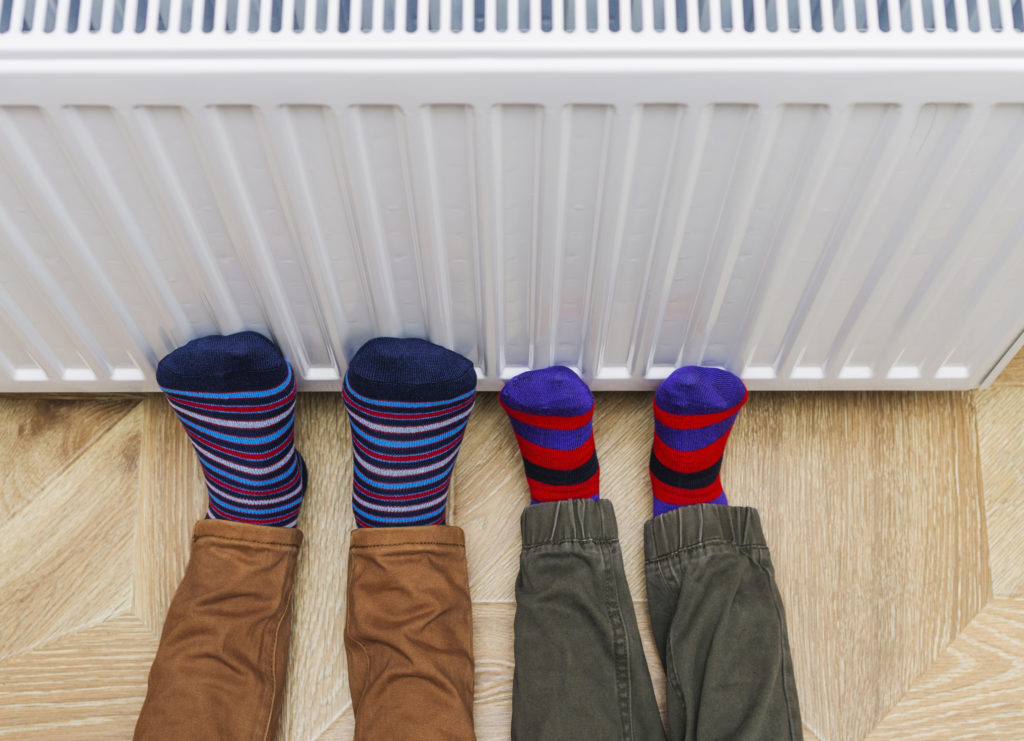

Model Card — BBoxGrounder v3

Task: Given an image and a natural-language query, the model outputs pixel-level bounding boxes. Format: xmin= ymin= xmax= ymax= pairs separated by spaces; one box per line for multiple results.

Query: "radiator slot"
xmin=2 ymin=0 xmax=1023 ymax=33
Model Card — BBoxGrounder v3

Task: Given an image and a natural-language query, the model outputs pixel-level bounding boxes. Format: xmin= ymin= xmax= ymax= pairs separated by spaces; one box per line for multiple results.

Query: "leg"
xmin=342 ymin=338 xmax=477 ymax=740
xmin=645 ymin=505 xmax=802 ymax=741
xmin=345 ymin=525 xmax=475 ymax=740
xmin=514 ymin=499 xmax=664 ymax=741
xmin=134 ymin=521 xmax=301 ymax=741
xmin=135 ymin=332 xmax=308 ymax=740
xmin=644 ymin=367 xmax=801 ymax=740
xmin=501 ymin=367 xmax=663 ymax=741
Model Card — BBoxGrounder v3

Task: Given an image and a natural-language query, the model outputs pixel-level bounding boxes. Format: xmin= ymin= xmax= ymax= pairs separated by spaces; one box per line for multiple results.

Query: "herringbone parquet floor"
xmin=1 ymin=356 xmax=1023 ymax=740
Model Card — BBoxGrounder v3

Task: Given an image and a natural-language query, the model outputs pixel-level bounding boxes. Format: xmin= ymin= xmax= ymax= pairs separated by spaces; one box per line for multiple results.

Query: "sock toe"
xmin=156 ymin=331 xmax=287 ymax=392
xmin=345 ymin=337 xmax=476 ymax=403
xmin=654 ymin=366 xmax=747 ymax=416
xmin=499 ymin=366 xmax=599 ymax=503
xmin=499 ymin=366 xmax=593 ymax=417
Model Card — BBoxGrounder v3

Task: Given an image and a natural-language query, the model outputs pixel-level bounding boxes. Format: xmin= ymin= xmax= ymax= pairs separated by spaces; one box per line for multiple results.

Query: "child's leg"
xmin=645 ymin=505 xmax=803 ymax=740
xmin=136 ymin=332 xmax=306 ymax=741
xmin=513 ymin=498 xmax=664 ymax=741
xmin=501 ymin=367 xmax=663 ymax=741
xmin=342 ymin=338 xmax=477 ymax=740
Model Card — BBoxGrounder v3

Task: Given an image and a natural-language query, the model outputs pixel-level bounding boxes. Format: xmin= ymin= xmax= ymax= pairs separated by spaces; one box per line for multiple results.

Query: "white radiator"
xmin=1 ymin=0 xmax=1023 ymax=391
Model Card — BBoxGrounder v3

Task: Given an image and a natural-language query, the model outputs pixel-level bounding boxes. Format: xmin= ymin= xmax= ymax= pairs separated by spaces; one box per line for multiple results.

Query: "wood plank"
xmin=594 ymin=393 xmax=667 ymax=606
xmin=315 ymin=707 xmax=354 ymax=740
xmin=975 ymin=386 xmax=1024 ymax=597
xmin=451 ymin=393 xmax=527 ymax=601
xmin=991 ymin=346 xmax=1024 ymax=387
xmin=133 ymin=394 xmax=205 ymax=632
xmin=0 ymin=614 xmax=159 ymax=739
xmin=0 ymin=395 xmax=139 ymax=520
xmin=802 ymin=725 xmax=824 ymax=741
xmin=867 ymin=599 xmax=1024 ymax=739
xmin=277 ymin=393 xmax=354 ymax=741
xmin=0 ymin=405 xmax=141 ymax=660
xmin=470 ymin=603 xmax=515 ymax=740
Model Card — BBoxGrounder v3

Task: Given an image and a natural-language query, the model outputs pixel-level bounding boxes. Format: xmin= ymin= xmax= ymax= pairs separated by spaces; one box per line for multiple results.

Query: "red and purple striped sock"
xmin=157 ymin=331 xmax=306 ymax=528
xmin=650 ymin=366 xmax=747 ymax=517
xmin=499 ymin=366 xmax=599 ymax=504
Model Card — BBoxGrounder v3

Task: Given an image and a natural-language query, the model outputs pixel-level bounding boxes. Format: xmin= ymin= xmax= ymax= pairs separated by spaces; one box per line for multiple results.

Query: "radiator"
xmin=1 ymin=0 xmax=1023 ymax=392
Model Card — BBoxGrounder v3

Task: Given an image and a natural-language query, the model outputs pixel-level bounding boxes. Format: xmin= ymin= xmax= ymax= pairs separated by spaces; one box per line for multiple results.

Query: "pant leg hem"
xmin=349 ymin=524 xmax=466 ymax=549
xmin=643 ymin=503 xmax=766 ymax=562
xmin=520 ymin=498 xmax=619 ymax=547
xmin=193 ymin=518 xmax=303 ymax=549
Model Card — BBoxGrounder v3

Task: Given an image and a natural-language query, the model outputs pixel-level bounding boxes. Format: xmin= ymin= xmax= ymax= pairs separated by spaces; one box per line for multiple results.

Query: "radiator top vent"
xmin=0 ymin=0 xmax=1021 ymax=35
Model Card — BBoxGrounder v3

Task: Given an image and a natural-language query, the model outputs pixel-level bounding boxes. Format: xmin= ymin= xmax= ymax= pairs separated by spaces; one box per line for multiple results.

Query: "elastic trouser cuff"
xmin=520 ymin=498 xmax=619 ymax=547
xmin=644 ymin=503 xmax=765 ymax=560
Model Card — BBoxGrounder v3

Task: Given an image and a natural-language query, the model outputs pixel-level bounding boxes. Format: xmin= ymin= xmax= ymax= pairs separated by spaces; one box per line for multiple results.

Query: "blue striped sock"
xmin=342 ymin=338 xmax=477 ymax=528
xmin=156 ymin=332 xmax=307 ymax=528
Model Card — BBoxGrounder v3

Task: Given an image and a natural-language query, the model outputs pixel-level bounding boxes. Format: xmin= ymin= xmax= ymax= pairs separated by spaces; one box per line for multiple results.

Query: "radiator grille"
xmin=0 ymin=0 xmax=1022 ymax=34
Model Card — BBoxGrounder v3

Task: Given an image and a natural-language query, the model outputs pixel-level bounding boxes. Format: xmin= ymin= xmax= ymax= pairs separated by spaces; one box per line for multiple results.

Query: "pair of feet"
xmin=500 ymin=365 xmax=747 ymax=517
xmin=156 ymin=332 xmax=747 ymax=529
xmin=157 ymin=332 xmax=477 ymax=528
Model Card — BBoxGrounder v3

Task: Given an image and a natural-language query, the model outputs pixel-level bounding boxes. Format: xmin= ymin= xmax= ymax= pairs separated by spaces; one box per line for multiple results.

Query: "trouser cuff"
xmin=349 ymin=524 xmax=465 ymax=548
xmin=193 ymin=518 xmax=303 ymax=549
xmin=644 ymin=503 xmax=765 ymax=560
xmin=520 ymin=498 xmax=619 ymax=547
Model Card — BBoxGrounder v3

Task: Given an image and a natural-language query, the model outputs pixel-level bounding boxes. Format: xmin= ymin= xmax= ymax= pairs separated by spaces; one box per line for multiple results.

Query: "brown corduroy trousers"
xmin=134 ymin=520 xmax=476 ymax=741
xmin=134 ymin=520 xmax=303 ymax=741
xmin=344 ymin=525 xmax=476 ymax=741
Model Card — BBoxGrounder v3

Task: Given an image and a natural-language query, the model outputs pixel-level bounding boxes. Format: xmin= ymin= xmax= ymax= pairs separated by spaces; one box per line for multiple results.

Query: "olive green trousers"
xmin=512 ymin=499 xmax=803 ymax=741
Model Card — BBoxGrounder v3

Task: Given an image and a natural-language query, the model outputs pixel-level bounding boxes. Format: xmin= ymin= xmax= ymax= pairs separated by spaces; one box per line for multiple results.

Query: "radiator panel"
xmin=1 ymin=82 xmax=1024 ymax=390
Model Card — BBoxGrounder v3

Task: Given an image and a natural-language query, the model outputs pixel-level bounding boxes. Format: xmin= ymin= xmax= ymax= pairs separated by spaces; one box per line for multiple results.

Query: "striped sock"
xmin=156 ymin=331 xmax=306 ymax=528
xmin=343 ymin=338 xmax=477 ymax=528
xmin=499 ymin=366 xmax=599 ymax=504
xmin=650 ymin=366 xmax=747 ymax=516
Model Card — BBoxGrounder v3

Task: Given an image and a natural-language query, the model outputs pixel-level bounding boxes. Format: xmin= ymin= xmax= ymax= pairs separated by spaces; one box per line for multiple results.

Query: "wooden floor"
xmin=2 ymin=358 xmax=1024 ymax=740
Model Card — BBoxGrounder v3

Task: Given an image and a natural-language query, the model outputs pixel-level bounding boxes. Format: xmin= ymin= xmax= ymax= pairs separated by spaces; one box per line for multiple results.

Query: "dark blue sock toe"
xmin=156 ymin=331 xmax=287 ymax=392
xmin=345 ymin=337 xmax=477 ymax=402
